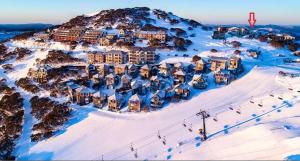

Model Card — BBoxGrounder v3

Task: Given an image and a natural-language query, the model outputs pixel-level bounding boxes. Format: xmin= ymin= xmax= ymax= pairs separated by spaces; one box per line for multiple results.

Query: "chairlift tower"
xmin=196 ymin=110 xmax=210 ymax=140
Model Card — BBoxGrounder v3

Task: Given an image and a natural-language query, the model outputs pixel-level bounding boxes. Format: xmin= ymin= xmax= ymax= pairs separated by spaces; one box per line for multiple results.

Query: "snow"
xmin=0 ymin=9 xmax=299 ymax=160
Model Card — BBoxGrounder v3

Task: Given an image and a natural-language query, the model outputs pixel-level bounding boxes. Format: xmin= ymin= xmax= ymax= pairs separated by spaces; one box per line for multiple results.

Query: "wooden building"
xmin=53 ymin=27 xmax=85 ymax=42
xmin=159 ymin=62 xmax=171 ymax=77
xmin=194 ymin=59 xmax=206 ymax=73
xmin=128 ymin=94 xmax=143 ymax=112
xmin=106 ymin=73 xmax=117 ymax=89
xmin=108 ymin=93 xmax=124 ymax=111
xmin=114 ymin=64 xmax=128 ymax=75
xmin=97 ymin=64 xmax=109 ymax=76
xmin=214 ymin=69 xmax=233 ymax=85
xmin=228 ymin=56 xmax=243 ymax=74
xmin=92 ymin=91 xmax=107 ymax=108
xmin=121 ymin=74 xmax=132 ymax=89
xmin=140 ymin=64 xmax=151 ymax=79
xmin=173 ymin=70 xmax=186 ymax=85
xmin=150 ymin=90 xmax=166 ymax=108
xmin=210 ymin=56 xmax=228 ymax=71
xmin=192 ymin=74 xmax=208 ymax=89
xmin=174 ymin=84 xmax=190 ymax=99
xmin=75 ymin=86 xmax=96 ymax=105
xmin=82 ymin=30 xmax=105 ymax=44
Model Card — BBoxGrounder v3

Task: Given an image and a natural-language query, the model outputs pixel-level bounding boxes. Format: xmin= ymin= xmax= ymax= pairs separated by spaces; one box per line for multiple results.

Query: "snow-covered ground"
xmin=1 ymin=10 xmax=300 ymax=160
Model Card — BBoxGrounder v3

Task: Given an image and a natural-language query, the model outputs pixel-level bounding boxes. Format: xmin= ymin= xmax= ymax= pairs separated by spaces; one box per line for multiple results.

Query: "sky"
xmin=0 ymin=0 xmax=299 ymax=25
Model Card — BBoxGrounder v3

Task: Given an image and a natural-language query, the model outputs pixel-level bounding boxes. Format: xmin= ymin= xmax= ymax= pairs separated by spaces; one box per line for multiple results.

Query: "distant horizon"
xmin=1 ymin=0 xmax=300 ymax=25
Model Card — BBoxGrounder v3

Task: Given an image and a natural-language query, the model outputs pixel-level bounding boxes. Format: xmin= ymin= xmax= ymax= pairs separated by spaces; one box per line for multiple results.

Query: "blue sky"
xmin=0 ymin=0 xmax=299 ymax=25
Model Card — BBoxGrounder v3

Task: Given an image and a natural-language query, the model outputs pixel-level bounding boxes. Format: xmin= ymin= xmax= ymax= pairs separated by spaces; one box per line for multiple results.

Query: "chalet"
xmin=67 ymin=83 xmax=81 ymax=103
xmin=141 ymin=81 xmax=151 ymax=95
xmin=128 ymin=94 xmax=143 ymax=112
xmin=214 ymin=69 xmax=234 ymax=85
xmin=92 ymin=73 xmax=105 ymax=86
xmin=191 ymin=74 xmax=208 ymax=89
xmin=173 ymin=70 xmax=186 ymax=85
xmin=140 ymin=64 xmax=151 ymax=79
xmin=150 ymin=76 xmax=161 ymax=91
xmin=128 ymin=47 xmax=156 ymax=65
xmin=247 ymin=49 xmax=261 ymax=59
xmin=34 ymin=32 xmax=49 ymax=41
xmin=97 ymin=64 xmax=109 ymax=76
xmin=28 ymin=65 xmax=52 ymax=83
xmin=194 ymin=59 xmax=206 ymax=73
xmin=118 ymin=29 xmax=129 ymax=37
xmin=106 ymin=33 xmax=118 ymax=40
xmin=82 ymin=30 xmax=104 ymax=44
xmin=212 ymin=31 xmax=225 ymax=39
xmin=228 ymin=56 xmax=243 ymax=74
xmin=210 ymin=56 xmax=228 ymax=71
xmin=87 ymin=51 xmax=106 ymax=64
xmin=228 ymin=27 xmax=249 ymax=37
xmin=131 ymin=80 xmax=143 ymax=95
xmin=165 ymin=85 xmax=175 ymax=99
xmin=114 ymin=64 xmax=128 ymax=75
xmin=217 ymin=26 xmax=228 ymax=33
xmin=75 ymin=86 xmax=96 ymax=105
xmin=106 ymin=50 xmax=128 ymax=64
xmin=53 ymin=27 xmax=85 ymax=42
xmin=134 ymin=30 xmax=167 ymax=42
xmin=121 ymin=74 xmax=132 ymax=89
xmin=174 ymin=84 xmax=190 ymax=99
xmin=92 ymin=91 xmax=107 ymax=108
xmin=150 ymin=90 xmax=166 ymax=108
xmin=174 ymin=62 xmax=184 ymax=72
xmin=159 ymin=62 xmax=171 ymax=77
xmin=128 ymin=64 xmax=138 ymax=78
xmin=108 ymin=93 xmax=124 ymax=111
xmin=106 ymin=73 xmax=117 ymax=89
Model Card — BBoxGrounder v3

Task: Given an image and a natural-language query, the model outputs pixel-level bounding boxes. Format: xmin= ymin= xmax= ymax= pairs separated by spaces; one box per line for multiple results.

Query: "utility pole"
xmin=196 ymin=110 xmax=210 ymax=140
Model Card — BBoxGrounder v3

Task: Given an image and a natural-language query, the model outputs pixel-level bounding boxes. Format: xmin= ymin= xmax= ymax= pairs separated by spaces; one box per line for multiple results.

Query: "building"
xmin=228 ymin=56 xmax=243 ymax=74
xmin=194 ymin=59 xmax=206 ymax=73
xmin=128 ymin=64 xmax=138 ymax=78
xmin=134 ymin=30 xmax=167 ymax=42
xmin=121 ymin=74 xmax=132 ymax=89
xmin=159 ymin=62 xmax=171 ymax=77
xmin=87 ymin=51 xmax=106 ymax=64
xmin=82 ymin=30 xmax=104 ymax=44
xmin=174 ymin=84 xmax=190 ymax=99
xmin=173 ymin=70 xmax=186 ymax=85
xmin=114 ymin=64 xmax=128 ymax=75
xmin=128 ymin=94 xmax=143 ymax=112
xmin=92 ymin=91 xmax=107 ymax=108
xmin=214 ymin=69 xmax=234 ymax=85
xmin=53 ymin=27 xmax=85 ymax=42
xmin=212 ymin=31 xmax=225 ymax=39
xmin=128 ymin=47 xmax=156 ymax=64
xmin=210 ymin=56 xmax=228 ymax=71
xmin=106 ymin=73 xmax=117 ymax=89
xmin=75 ymin=86 xmax=96 ymax=105
xmin=247 ymin=49 xmax=261 ymax=59
xmin=67 ymin=83 xmax=81 ymax=103
xmin=150 ymin=90 xmax=166 ymax=108
xmin=34 ymin=32 xmax=49 ymax=41
xmin=191 ymin=74 xmax=208 ymax=89
xmin=28 ymin=65 xmax=52 ymax=83
xmin=97 ymin=64 xmax=109 ymax=76
xmin=106 ymin=50 xmax=128 ymax=64
xmin=140 ymin=64 xmax=151 ymax=79
xmin=108 ymin=93 xmax=124 ymax=111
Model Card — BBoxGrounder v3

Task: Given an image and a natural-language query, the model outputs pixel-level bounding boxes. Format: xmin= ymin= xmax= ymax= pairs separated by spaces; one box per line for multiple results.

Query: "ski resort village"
xmin=0 ymin=7 xmax=300 ymax=160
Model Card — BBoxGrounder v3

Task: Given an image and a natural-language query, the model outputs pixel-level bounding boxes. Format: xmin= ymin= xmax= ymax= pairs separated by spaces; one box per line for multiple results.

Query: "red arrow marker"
xmin=248 ymin=12 xmax=256 ymax=28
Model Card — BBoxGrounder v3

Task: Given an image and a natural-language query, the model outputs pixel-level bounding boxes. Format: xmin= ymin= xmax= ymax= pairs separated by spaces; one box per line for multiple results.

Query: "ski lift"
xmin=297 ymin=90 xmax=300 ymax=93
xmin=269 ymin=91 xmax=275 ymax=97
xmin=182 ymin=119 xmax=187 ymax=127
xmin=258 ymin=101 xmax=263 ymax=107
xmin=188 ymin=124 xmax=193 ymax=132
xmin=278 ymin=96 xmax=283 ymax=100
xmin=130 ymin=143 xmax=134 ymax=152
xmin=162 ymin=136 xmax=166 ymax=145
xmin=288 ymin=88 xmax=293 ymax=91
xmin=236 ymin=109 xmax=241 ymax=114
xmin=134 ymin=149 xmax=138 ymax=158
xmin=157 ymin=131 xmax=161 ymax=139
xmin=213 ymin=116 xmax=218 ymax=122
xmin=250 ymin=97 xmax=254 ymax=104
xmin=199 ymin=128 xmax=203 ymax=135
xmin=229 ymin=106 xmax=234 ymax=110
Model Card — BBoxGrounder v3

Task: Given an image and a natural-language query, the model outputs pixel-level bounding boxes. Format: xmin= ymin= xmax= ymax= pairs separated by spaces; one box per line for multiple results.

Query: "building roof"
xmin=174 ymin=70 xmax=186 ymax=76
xmin=129 ymin=94 xmax=141 ymax=102
xmin=77 ymin=86 xmax=96 ymax=94
xmin=108 ymin=93 xmax=122 ymax=101
xmin=160 ymin=62 xmax=169 ymax=68
xmin=68 ymin=83 xmax=81 ymax=90
xmin=141 ymin=64 xmax=150 ymax=70
xmin=210 ymin=56 xmax=228 ymax=62
xmin=106 ymin=73 xmax=115 ymax=79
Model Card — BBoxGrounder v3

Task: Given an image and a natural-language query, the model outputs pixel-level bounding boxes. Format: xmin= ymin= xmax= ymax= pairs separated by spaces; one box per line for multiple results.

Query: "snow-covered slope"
xmin=0 ymin=8 xmax=299 ymax=160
